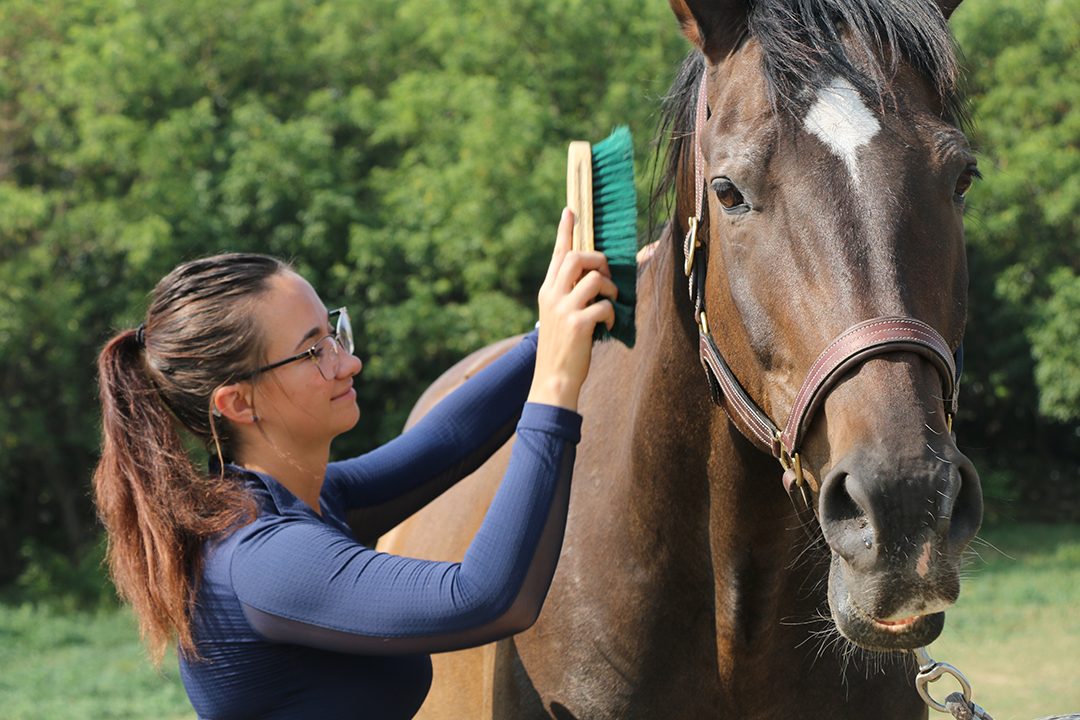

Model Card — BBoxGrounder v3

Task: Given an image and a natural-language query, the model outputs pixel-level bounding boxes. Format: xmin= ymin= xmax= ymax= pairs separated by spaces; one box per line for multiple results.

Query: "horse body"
xmin=376 ymin=1 xmax=981 ymax=717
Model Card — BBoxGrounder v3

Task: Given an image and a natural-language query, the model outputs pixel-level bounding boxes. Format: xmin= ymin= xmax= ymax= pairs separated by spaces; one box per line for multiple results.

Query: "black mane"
xmin=650 ymin=0 xmax=967 ymax=225
xmin=752 ymin=0 xmax=962 ymax=115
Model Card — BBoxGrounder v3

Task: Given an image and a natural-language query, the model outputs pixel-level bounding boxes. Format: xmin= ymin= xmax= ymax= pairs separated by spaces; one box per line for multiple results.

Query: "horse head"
xmin=667 ymin=0 xmax=982 ymax=653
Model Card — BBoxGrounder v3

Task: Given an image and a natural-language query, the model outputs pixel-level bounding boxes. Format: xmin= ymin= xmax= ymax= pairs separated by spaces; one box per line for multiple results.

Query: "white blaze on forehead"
xmin=804 ymin=77 xmax=880 ymax=185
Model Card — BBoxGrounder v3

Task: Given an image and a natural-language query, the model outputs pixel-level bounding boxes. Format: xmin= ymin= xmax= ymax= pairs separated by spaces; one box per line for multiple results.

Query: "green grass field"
xmin=0 ymin=603 xmax=194 ymax=720
xmin=933 ymin=523 xmax=1080 ymax=720
xmin=1 ymin=523 xmax=1076 ymax=719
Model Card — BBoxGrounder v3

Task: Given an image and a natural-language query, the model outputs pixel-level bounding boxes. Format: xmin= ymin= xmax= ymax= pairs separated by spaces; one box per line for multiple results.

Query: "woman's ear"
xmin=214 ymin=382 xmax=258 ymax=424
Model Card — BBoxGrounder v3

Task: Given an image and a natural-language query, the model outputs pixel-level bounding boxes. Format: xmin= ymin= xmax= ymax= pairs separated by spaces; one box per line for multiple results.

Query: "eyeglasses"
xmin=247 ymin=307 xmax=354 ymax=381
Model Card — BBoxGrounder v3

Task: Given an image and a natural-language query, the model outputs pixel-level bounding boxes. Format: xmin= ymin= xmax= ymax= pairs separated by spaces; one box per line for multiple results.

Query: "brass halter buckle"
xmin=778 ymin=437 xmax=812 ymax=508
xmin=778 ymin=435 xmax=807 ymax=489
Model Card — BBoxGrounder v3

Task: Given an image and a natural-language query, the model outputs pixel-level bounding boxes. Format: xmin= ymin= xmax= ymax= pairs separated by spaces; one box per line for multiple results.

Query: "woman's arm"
xmin=231 ymin=403 xmax=579 ymax=655
xmin=334 ymin=202 xmax=619 ymax=537
xmin=237 ymin=208 xmax=616 ymax=653
xmin=331 ymin=330 xmax=537 ymax=541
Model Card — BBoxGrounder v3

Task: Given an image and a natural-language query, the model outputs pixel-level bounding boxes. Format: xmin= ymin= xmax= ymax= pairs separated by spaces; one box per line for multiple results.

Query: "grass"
xmin=933 ymin=523 xmax=1080 ymax=720
xmin=0 ymin=523 xmax=1075 ymax=719
xmin=0 ymin=603 xmax=194 ymax=720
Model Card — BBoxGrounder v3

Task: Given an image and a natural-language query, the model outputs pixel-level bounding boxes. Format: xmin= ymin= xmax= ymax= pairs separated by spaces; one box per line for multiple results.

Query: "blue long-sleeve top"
xmin=179 ymin=331 xmax=581 ymax=720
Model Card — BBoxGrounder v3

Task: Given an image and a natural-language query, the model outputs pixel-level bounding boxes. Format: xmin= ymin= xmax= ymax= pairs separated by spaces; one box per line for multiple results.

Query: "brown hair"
xmin=93 ymin=253 xmax=289 ymax=663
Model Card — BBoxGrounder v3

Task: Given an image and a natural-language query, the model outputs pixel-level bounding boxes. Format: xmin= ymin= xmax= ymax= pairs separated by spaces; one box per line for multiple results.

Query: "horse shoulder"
xmin=376 ymin=333 xmax=525 ymax=560
xmin=403 ymin=333 xmax=528 ymax=430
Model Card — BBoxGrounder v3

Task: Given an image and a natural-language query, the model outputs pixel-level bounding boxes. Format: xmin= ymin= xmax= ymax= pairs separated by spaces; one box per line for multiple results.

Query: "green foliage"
xmin=950 ymin=0 xmax=1080 ymax=519
xmin=0 ymin=0 xmax=685 ymax=578
xmin=2 ymin=0 xmax=1080 ymax=584
xmin=1030 ymin=268 xmax=1080 ymax=420
xmin=1 ymin=540 xmax=115 ymax=613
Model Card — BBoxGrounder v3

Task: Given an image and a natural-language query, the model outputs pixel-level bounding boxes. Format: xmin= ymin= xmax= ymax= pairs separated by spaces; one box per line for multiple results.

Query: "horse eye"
xmin=954 ymin=164 xmax=981 ymax=200
xmin=711 ymin=178 xmax=747 ymax=212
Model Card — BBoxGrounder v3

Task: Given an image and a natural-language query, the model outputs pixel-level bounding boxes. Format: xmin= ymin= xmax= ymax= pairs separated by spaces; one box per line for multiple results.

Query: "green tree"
xmin=0 ymin=0 xmax=685 ymax=580
xmin=5 ymin=0 xmax=1077 ymax=586
xmin=951 ymin=0 xmax=1080 ymax=518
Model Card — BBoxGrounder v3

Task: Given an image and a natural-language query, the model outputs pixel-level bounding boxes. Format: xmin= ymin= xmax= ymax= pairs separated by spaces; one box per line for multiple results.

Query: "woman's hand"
xmin=527 ymin=208 xmax=618 ymax=412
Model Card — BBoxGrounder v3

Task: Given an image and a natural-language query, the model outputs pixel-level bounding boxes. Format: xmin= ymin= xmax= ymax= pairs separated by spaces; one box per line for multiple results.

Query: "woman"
xmin=93 ymin=208 xmax=616 ymax=720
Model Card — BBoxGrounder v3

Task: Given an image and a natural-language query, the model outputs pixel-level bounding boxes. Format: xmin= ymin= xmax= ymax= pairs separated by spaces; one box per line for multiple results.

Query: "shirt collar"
xmin=211 ymin=461 xmax=322 ymax=520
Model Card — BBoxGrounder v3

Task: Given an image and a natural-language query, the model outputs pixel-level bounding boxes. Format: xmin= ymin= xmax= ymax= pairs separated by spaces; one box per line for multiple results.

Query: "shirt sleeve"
xmin=231 ymin=402 xmax=580 ymax=656
xmin=331 ymin=331 xmax=537 ymax=541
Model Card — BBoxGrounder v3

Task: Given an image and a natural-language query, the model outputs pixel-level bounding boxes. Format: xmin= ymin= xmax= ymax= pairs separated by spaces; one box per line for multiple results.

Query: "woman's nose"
xmin=342 ymin=352 xmax=362 ymax=377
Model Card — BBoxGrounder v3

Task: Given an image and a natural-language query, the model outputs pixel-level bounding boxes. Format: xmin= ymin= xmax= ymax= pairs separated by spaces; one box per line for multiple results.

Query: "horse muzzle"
xmin=818 ymin=441 xmax=982 ymax=651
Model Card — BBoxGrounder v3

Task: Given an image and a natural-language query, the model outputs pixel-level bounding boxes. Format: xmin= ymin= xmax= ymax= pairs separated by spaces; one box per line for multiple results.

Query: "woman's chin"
xmin=332 ymin=400 xmax=361 ymax=438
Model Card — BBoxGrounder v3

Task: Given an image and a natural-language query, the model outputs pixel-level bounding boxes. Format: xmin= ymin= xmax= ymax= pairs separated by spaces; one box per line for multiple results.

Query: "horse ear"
xmin=936 ymin=0 xmax=964 ymax=19
xmin=669 ymin=0 xmax=750 ymax=62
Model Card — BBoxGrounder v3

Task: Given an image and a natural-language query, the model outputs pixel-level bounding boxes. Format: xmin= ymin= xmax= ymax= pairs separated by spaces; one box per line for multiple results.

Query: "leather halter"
xmin=683 ymin=74 xmax=960 ymax=488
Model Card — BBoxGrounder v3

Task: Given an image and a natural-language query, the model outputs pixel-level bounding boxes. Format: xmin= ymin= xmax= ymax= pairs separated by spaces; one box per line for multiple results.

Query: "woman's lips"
xmin=331 ymin=384 xmax=356 ymax=402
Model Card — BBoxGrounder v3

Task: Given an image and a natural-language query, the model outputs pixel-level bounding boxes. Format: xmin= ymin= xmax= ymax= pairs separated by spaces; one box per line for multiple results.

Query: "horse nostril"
xmin=946 ymin=455 xmax=983 ymax=549
xmin=820 ymin=471 xmax=877 ymax=565
xmin=822 ymin=472 xmax=851 ymax=521
xmin=822 ymin=471 xmax=865 ymax=525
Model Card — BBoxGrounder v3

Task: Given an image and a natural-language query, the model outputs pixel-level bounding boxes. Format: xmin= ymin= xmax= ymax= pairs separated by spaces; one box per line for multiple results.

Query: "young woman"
xmin=93 ymin=209 xmax=616 ymax=720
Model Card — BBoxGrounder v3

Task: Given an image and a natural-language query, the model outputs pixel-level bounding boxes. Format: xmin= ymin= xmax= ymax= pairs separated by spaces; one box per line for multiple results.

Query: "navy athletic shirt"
xmin=179 ymin=331 xmax=581 ymax=720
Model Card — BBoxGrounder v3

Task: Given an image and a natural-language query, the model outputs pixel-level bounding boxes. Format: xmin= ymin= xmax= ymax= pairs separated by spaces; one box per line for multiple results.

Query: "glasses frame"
xmin=245 ymin=307 xmax=353 ymax=381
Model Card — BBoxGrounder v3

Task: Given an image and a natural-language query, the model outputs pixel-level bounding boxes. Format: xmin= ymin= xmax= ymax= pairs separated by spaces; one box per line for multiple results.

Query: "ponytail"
xmin=93 ymin=253 xmax=286 ymax=663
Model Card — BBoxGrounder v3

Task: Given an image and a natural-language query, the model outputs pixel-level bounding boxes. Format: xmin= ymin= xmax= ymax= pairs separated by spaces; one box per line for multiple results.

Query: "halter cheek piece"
xmin=684 ymin=74 xmax=961 ymax=492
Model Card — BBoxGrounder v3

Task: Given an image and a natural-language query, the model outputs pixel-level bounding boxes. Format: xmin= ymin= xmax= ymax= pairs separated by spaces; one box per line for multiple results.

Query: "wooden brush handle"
xmin=566 ymin=141 xmax=594 ymax=252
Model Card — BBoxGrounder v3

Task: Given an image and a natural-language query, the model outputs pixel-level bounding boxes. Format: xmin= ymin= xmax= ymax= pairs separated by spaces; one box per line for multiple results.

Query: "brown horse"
xmin=375 ymin=0 xmax=982 ymax=717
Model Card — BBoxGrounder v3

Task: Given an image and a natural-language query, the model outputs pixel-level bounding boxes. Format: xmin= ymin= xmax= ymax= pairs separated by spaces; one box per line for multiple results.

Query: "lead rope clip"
xmin=912 ymin=647 xmax=993 ymax=720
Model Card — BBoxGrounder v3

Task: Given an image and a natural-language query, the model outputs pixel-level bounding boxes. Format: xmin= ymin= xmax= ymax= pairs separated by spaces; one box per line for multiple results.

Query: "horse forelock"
xmin=651 ymin=0 xmax=968 ymax=221
xmin=750 ymin=0 xmax=965 ymax=118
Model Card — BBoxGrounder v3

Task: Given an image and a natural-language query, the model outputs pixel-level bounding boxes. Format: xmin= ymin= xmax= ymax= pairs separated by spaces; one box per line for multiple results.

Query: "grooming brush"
xmin=566 ymin=125 xmax=638 ymax=347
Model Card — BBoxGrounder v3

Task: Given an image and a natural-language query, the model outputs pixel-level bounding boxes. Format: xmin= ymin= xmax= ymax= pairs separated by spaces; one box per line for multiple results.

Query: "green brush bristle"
xmin=590 ymin=126 xmax=638 ymax=348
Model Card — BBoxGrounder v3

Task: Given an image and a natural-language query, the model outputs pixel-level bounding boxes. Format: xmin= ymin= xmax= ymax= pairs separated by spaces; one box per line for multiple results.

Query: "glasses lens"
xmin=334 ymin=308 xmax=354 ymax=355
xmin=313 ymin=335 xmax=339 ymax=381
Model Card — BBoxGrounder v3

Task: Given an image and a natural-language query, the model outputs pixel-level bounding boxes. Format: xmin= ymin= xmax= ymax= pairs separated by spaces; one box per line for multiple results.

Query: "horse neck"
xmin=633 ymin=224 xmax=780 ymax=500
xmin=627 ymin=225 xmax=715 ymax=470
xmin=631 ymin=227 xmax=829 ymax=661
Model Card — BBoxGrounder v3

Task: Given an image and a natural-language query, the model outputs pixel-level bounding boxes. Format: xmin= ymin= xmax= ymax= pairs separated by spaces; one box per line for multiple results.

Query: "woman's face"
xmin=248 ymin=271 xmax=363 ymax=450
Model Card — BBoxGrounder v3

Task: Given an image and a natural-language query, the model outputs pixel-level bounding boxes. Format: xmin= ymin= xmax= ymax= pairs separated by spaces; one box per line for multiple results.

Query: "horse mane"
xmin=649 ymin=0 xmax=968 ymax=227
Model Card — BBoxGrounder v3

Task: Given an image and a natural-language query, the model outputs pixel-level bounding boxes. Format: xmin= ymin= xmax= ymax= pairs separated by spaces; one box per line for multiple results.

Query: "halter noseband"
xmin=683 ymin=74 xmax=960 ymax=490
